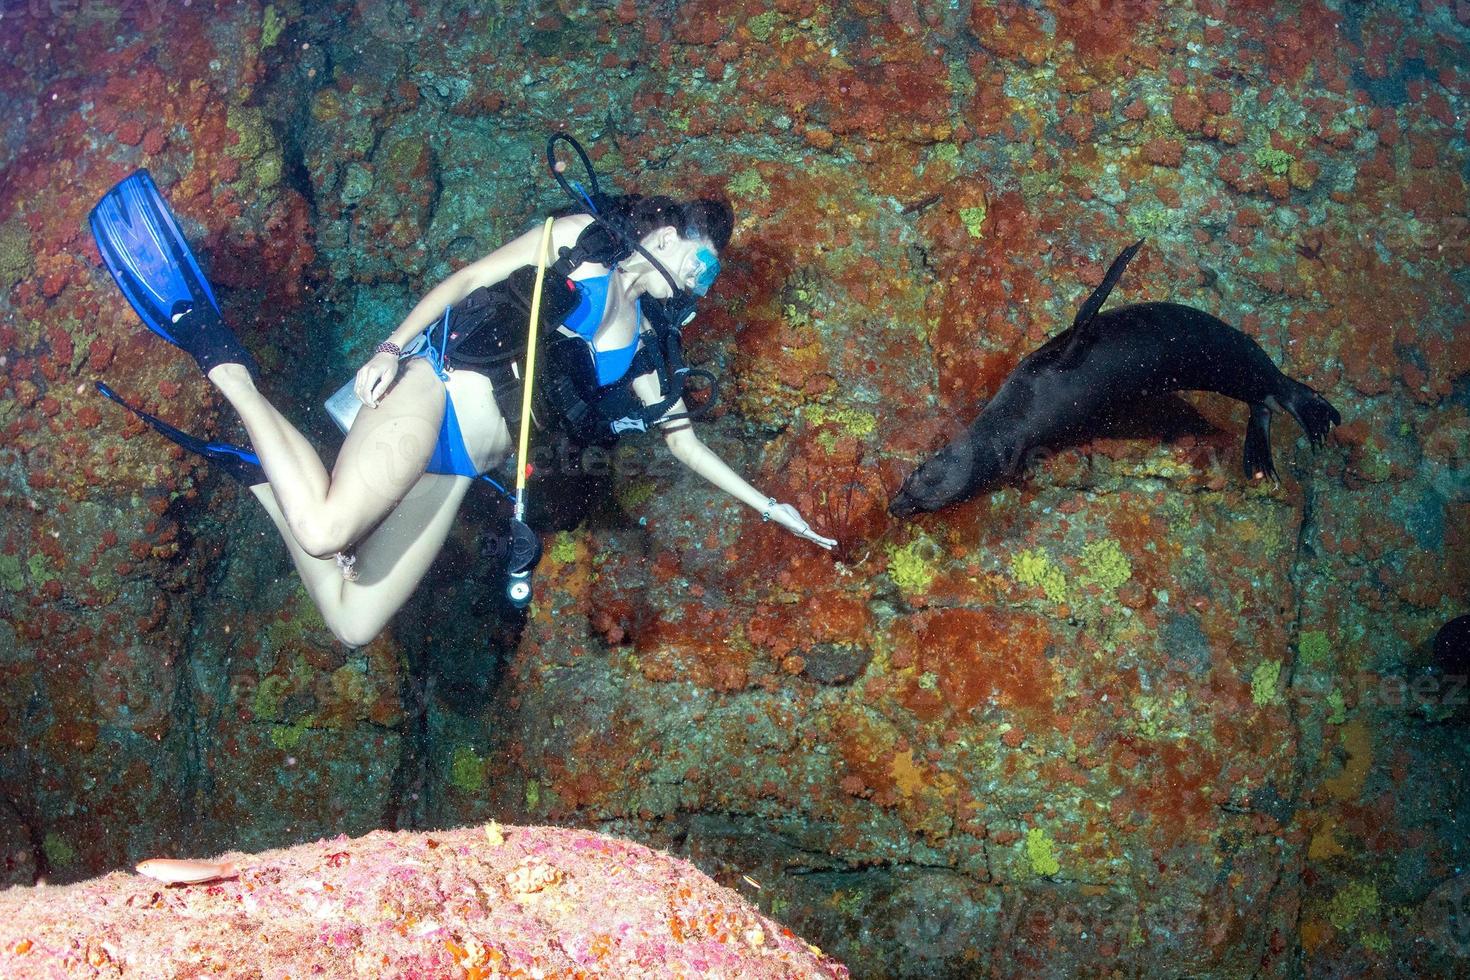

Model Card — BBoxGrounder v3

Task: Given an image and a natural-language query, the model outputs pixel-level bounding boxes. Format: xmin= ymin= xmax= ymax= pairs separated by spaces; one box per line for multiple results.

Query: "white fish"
xmin=135 ymin=857 xmax=240 ymax=884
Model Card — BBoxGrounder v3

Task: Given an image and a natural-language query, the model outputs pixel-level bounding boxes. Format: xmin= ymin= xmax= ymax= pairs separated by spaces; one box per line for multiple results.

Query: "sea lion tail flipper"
xmin=1056 ymin=238 xmax=1146 ymax=369
xmin=1243 ymin=402 xmax=1278 ymax=484
xmin=1279 ymin=380 xmax=1342 ymax=448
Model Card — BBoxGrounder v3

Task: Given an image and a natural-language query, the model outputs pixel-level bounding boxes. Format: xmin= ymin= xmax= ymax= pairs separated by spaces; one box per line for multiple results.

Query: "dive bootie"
xmin=89 ymin=169 xmax=260 ymax=380
xmin=95 ymin=381 xmax=264 ymax=486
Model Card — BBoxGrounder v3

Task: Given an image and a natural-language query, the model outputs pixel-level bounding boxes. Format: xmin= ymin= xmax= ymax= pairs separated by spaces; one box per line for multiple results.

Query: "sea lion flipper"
xmin=1055 ymin=238 xmax=1145 ymax=370
xmin=1279 ymin=379 xmax=1342 ymax=448
xmin=1243 ymin=402 xmax=1279 ymax=484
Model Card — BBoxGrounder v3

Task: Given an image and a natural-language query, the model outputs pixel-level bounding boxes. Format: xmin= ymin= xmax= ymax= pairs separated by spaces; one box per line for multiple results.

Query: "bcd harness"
xmin=436 ymin=134 xmax=718 ymax=450
xmin=437 ymin=230 xmax=717 ymax=449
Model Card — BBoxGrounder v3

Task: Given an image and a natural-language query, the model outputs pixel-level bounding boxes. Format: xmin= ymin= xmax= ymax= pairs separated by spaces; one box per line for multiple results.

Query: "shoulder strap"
xmin=1055 ymin=238 xmax=1144 ymax=370
xmin=550 ymin=220 xmax=633 ymax=278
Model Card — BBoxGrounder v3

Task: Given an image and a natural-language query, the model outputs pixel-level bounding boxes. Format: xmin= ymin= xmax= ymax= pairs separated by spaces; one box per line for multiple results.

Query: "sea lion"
xmin=889 ymin=240 xmax=1341 ymax=517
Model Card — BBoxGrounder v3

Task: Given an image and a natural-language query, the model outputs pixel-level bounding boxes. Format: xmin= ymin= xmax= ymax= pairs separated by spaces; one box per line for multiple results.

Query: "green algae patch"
xmin=959 ymin=204 xmax=987 ymax=238
xmin=269 ymin=717 xmax=311 ymax=750
xmin=252 ymin=674 xmax=291 ymax=721
xmin=1299 ymin=630 xmax=1331 ymax=666
xmin=1132 ymin=695 xmax=1165 ymax=738
xmin=261 ymin=4 xmax=285 ymax=48
xmin=1011 ymin=548 xmax=1066 ymax=603
xmin=616 ymin=479 xmax=657 ymax=512
xmin=1254 ymin=146 xmax=1294 ymax=176
xmin=0 ymin=554 xmax=24 ymax=592
xmin=1132 ymin=691 xmax=1189 ymax=740
xmin=1024 ymin=827 xmax=1060 ymax=876
xmin=1327 ymin=881 xmax=1380 ymax=930
xmin=808 ymin=405 xmax=877 ymax=440
xmin=0 ymin=218 xmax=32 ymax=291
xmin=886 ymin=535 xmax=940 ymax=596
xmin=225 ymin=105 xmax=283 ymax=190
xmin=1326 ymin=688 xmax=1347 ymax=725
xmin=550 ymin=531 xmax=579 ymax=565
xmin=27 ymin=553 xmax=55 ymax=586
xmin=748 ymin=10 xmax=780 ymax=41
xmin=728 ymin=168 xmax=769 ymax=199
xmin=525 ymin=778 xmax=541 ymax=809
xmin=1251 ymin=659 xmax=1283 ymax=706
xmin=1127 ymin=203 xmax=1185 ymax=239
xmin=43 ymin=832 xmax=77 ymax=869
xmin=450 ymin=745 xmax=486 ymax=793
xmin=1079 ymin=538 xmax=1131 ymax=592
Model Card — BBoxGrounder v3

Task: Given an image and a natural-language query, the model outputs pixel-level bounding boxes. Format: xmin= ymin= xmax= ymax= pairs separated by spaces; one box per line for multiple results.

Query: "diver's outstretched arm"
xmin=630 ymin=373 xmax=836 ymax=549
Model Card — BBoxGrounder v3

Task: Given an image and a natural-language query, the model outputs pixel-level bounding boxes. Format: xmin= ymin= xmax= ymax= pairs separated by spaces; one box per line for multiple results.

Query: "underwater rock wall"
xmin=0 ymin=0 xmax=1466 ymax=977
xmin=0 ymin=0 xmax=391 ymax=888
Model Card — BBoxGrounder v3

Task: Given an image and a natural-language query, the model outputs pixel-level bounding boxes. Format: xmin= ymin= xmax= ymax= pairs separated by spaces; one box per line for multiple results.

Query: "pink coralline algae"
xmin=0 ymin=824 xmax=848 ymax=979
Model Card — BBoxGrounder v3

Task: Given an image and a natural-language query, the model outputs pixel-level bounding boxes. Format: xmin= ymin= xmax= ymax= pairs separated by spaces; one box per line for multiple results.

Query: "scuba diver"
xmin=90 ymin=138 xmax=835 ymax=647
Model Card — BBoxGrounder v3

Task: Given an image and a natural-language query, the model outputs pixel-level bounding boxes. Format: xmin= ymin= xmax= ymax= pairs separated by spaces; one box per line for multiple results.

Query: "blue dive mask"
xmin=679 ymin=246 xmax=721 ymax=297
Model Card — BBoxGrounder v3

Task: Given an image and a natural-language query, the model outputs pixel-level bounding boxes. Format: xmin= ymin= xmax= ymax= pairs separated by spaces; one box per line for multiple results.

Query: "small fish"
xmin=135 ymin=858 xmax=240 ymax=884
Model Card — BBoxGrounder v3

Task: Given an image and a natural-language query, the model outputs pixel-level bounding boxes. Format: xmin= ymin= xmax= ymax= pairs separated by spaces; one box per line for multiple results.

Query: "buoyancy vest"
xmin=440 ymin=223 xmax=696 ymax=448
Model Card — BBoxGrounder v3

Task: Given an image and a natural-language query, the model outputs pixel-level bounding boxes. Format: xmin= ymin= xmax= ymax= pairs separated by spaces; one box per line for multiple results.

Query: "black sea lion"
xmin=890 ymin=240 xmax=1341 ymax=517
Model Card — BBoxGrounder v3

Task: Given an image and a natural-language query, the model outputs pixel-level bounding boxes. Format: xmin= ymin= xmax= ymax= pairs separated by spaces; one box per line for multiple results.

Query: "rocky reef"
xmin=0 ymin=822 xmax=847 ymax=977
xmin=0 ymin=0 xmax=1466 ymax=977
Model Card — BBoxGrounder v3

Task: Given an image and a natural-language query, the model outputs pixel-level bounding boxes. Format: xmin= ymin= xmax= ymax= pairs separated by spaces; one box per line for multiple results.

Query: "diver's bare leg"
xmin=249 ymin=471 xmax=473 ymax=647
xmin=208 ymin=359 xmax=445 ymax=557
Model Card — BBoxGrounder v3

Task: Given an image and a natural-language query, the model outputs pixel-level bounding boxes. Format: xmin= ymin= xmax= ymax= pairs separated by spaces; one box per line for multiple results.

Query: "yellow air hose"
xmin=514 ymin=217 xmax=557 ymax=519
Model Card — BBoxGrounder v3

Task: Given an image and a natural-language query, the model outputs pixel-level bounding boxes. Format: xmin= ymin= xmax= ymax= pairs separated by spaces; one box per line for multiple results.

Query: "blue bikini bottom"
xmin=417 ymin=272 xmax=645 ymax=480
xmin=424 ymin=388 xmax=480 ymax=479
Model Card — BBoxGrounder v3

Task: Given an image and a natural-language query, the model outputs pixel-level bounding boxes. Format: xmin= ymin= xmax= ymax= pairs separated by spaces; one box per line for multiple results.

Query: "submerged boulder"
xmin=0 ymin=824 xmax=848 ymax=979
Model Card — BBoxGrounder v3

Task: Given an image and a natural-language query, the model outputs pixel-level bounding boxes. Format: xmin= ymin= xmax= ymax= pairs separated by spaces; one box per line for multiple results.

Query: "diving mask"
xmin=679 ymin=246 xmax=721 ymax=297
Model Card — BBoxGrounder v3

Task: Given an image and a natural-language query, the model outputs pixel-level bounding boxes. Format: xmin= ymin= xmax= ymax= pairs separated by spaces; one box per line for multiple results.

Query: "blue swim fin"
xmin=89 ymin=170 xmax=258 ymax=379
xmin=95 ymin=381 xmax=264 ymax=486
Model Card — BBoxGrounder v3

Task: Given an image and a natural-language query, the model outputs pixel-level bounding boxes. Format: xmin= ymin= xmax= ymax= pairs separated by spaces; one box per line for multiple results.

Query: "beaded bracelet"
xmin=761 ymin=497 xmax=778 ymax=522
xmin=373 ymin=341 xmax=402 ymax=357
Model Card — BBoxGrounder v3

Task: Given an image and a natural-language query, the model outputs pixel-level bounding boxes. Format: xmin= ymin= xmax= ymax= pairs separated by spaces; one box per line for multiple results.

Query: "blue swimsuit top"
xmin=562 ymin=273 xmax=641 ymax=387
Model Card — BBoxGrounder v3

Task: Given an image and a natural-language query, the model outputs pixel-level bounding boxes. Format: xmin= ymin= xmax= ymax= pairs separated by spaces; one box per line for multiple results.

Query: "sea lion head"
xmin=889 ymin=429 xmax=1011 ymax=517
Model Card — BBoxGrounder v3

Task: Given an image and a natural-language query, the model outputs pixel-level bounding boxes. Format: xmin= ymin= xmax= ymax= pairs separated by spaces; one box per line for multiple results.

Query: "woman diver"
xmin=91 ymin=142 xmax=834 ymax=647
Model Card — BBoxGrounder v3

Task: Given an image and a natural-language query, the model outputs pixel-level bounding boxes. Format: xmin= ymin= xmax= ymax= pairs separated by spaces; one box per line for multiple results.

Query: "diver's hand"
xmin=354 ymin=352 xmax=400 ymax=409
xmin=763 ymin=500 xmax=837 ymax=550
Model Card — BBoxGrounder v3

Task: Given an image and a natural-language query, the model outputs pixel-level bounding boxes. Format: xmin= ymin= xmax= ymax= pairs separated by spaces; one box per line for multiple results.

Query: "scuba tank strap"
xmin=549 ymin=221 xmax=632 ymax=279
